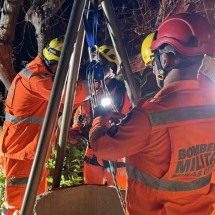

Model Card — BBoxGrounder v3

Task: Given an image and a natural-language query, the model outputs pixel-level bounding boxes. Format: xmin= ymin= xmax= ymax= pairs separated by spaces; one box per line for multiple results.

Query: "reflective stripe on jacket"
xmin=1 ymin=56 xmax=89 ymax=161
xmin=90 ymin=80 xmax=215 ymax=215
xmin=1 ymin=56 xmax=52 ymax=161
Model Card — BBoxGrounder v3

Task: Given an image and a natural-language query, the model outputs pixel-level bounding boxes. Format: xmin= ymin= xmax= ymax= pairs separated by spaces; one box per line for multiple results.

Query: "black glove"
xmin=93 ymin=105 xmax=112 ymax=118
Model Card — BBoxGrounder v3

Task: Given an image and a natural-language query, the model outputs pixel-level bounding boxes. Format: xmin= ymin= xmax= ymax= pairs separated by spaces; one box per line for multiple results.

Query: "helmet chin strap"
xmin=43 ymin=58 xmax=57 ymax=76
xmin=154 ymin=51 xmax=169 ymax=88
xmin=153 ymin=51 xmax=202 ymax=88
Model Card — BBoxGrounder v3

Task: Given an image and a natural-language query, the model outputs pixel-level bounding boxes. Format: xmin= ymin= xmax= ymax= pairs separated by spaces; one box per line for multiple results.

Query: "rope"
xmin=83 ymin=1 xmax=126 ymax=213
xmin=98 ymin=81 xmax=126 ymax=213
xmin=109 ymin=161 xmax=126 ymax=214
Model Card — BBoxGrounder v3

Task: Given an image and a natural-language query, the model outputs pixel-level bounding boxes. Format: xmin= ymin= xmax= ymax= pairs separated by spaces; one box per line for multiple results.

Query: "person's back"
xmin=0 ymin=37 xmax=89 ymax=214
xmin=89 ymin=13 xmax=215 ymax=215
xmin=0 ymin=37 xmax=64 ymax=214
xmin=2 ymin=56 xmax=52 ymax=161
xmin=126 ymin=80 xmax=215 ymax=214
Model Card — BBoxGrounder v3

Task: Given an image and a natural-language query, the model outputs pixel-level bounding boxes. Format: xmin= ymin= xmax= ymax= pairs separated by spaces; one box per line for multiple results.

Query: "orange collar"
xmin=153 ymin=80 xmax=200 ymax=99
xmin=27 ymin=56 xmax=48 ymax=73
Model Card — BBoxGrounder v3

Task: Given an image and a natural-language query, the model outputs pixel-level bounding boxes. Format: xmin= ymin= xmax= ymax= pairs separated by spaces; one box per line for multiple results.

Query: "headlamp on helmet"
xmin=43 ymin=37 xmax=64 ymax=67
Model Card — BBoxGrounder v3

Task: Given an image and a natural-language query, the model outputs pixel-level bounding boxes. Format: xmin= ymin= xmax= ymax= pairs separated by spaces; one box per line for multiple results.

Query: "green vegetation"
xmin=47 ymin=140 xmax=86 ymax=189
xmin=0 ymin=139 xmax=86 ymax=213
xmin=0 ymin=168 xmax=6 ymax=214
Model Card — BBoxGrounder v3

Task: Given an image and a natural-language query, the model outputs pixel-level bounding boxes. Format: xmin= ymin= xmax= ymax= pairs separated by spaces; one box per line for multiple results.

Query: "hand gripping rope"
xmin=83 ymin=1 xmax=126 ymax=213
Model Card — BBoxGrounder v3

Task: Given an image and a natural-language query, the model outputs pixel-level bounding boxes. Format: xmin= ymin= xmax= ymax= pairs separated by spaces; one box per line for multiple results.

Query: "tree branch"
xmin=25 ymin=0 xmax=65 ymax=55
xmin=0 ymin=0 xmax=24 ymax=89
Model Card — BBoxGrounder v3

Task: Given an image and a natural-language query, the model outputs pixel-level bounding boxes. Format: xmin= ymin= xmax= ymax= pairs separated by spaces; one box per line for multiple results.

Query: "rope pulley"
xmin=83 ymin=1 xmax=126 ymax=213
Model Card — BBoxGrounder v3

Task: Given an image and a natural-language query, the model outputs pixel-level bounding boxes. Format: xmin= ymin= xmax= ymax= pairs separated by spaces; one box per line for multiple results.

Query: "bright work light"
xmin=101 ymin=97 xmax=111 ymax=107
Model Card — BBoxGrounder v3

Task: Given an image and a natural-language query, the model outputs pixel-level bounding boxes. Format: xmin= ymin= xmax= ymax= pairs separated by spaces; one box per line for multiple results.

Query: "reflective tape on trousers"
xmin=127 ymin=164 xmax=211 ymax=192
xmin=7 ymin=177 xmax=28 ymax=186
xmin=5 ymin=113 xmax=44 ymax=124
xmin=149 ymin=105 xmax=215 ymax=126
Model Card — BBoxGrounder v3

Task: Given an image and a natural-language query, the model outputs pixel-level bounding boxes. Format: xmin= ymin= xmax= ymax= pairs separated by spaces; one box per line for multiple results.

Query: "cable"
xmin=109 ymin=161 xmax=126 ymax=214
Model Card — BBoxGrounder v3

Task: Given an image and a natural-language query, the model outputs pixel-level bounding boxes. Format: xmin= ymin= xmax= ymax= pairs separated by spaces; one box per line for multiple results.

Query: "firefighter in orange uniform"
xmin=0 ymin=37 xmax=89 ymax=215
xmin=89 ymin=13 xmax=215 ymax=215
xmin=142 ymin=32 xmax=215 ymax=103
xmin=143 ymin=31 xmax=215 ymax=215
xmin=70 ymin=45 xmax=131 ymax=188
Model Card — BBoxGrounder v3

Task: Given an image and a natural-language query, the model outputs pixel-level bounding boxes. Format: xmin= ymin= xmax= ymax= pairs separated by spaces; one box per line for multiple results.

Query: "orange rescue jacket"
xmin=90 ymin=80 xmax=215 ymax=215
xmin=0 ymin=56 xmax=88 ymax=161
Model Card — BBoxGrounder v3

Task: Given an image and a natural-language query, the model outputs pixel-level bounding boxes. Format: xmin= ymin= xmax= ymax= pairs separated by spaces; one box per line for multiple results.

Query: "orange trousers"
xmin=1 ymin=158 xmax=47 ymax=215
xmin=84 ymin=147 xmax=127 ymax=188
xmin=83 ymin=161 xmax=127 ymax=189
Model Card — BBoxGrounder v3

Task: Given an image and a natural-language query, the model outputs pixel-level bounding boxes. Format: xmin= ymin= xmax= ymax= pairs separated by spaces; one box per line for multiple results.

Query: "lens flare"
xmin=101 ymin=97 xmax=111 ymax=107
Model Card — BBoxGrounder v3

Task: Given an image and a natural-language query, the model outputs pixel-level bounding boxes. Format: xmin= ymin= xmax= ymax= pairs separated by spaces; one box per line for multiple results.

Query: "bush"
xmin=0 ymin=168 xmax=6 ymax=214
xmin=0 ymin=139 xmax=86 ymax=213
xmin=47 ymin=139 xmax=86 ymax=189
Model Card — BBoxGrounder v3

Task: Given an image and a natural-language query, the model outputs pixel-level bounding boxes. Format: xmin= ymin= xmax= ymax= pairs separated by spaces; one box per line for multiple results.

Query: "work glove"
xmin=93 ymin=105 xmax=125 ymax=124
xmin=68 ymin=129 xmax=80 ymax=144
xmin=110 ymin=112 xmax=125 ymax=125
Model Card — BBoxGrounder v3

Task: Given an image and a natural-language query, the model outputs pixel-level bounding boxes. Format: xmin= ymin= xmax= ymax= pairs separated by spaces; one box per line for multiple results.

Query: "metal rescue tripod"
xmin=20 ymin=0 xmax=139 ymax=214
